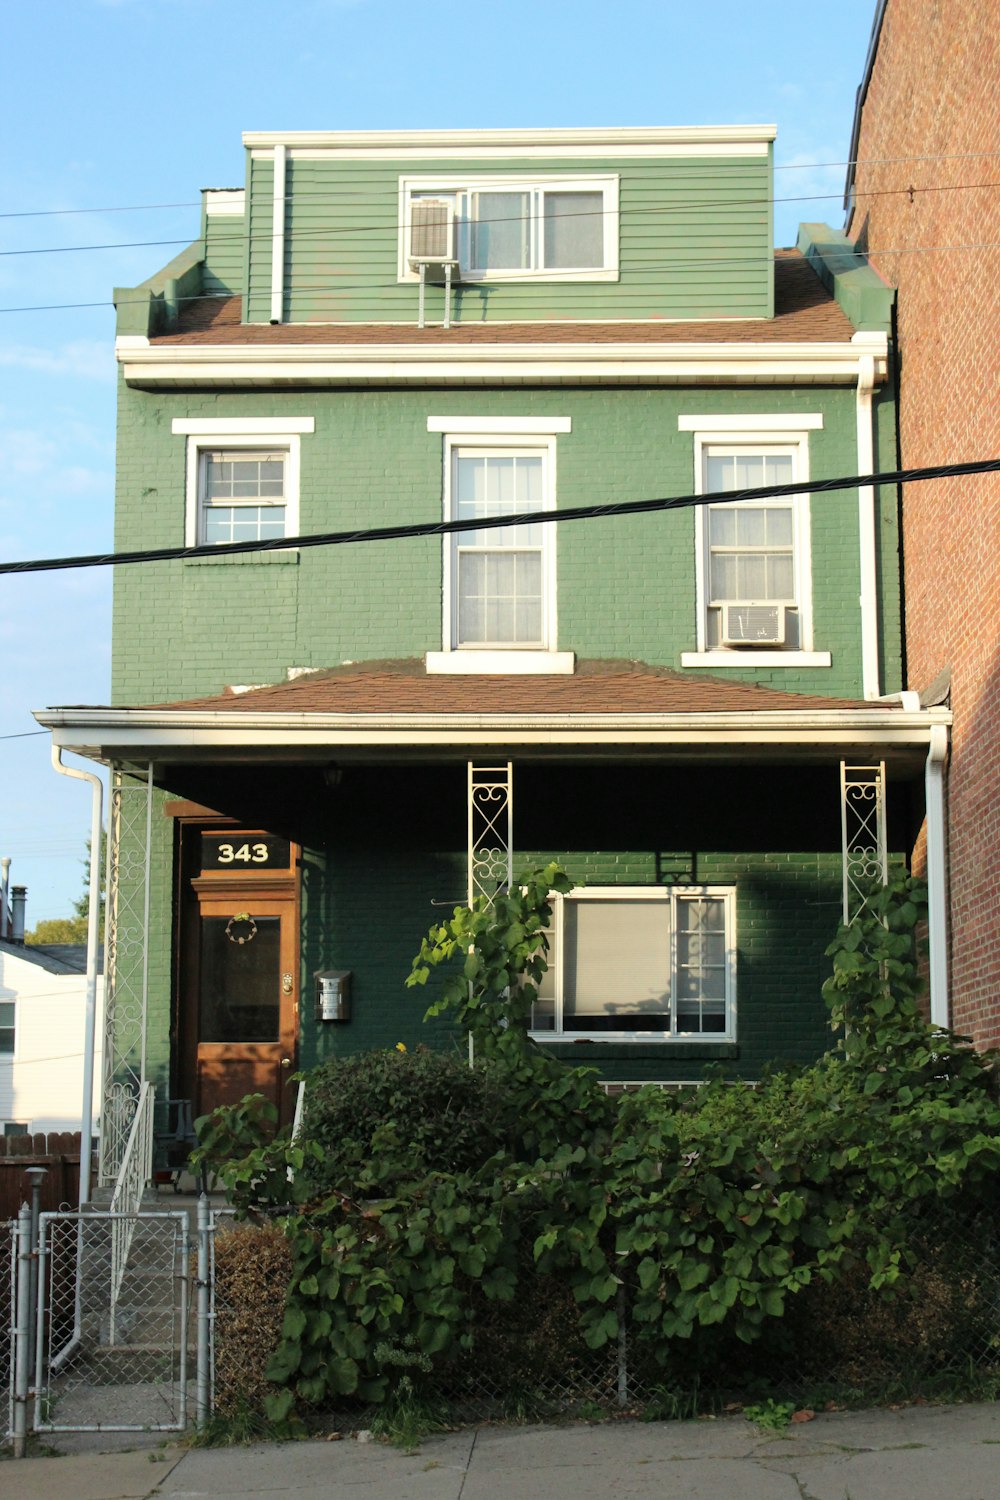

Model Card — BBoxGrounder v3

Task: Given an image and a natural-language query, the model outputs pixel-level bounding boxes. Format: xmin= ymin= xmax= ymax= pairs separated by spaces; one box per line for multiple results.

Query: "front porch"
xmin=35 ymin=660 xmax=951 ymax=1194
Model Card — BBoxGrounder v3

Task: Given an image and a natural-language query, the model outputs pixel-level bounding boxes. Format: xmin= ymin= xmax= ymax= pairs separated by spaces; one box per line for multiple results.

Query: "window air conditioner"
xmin=409 ymin=199 xmax=456 ymax=266
xmin=721 ymin=602 xmax=786 ymax=646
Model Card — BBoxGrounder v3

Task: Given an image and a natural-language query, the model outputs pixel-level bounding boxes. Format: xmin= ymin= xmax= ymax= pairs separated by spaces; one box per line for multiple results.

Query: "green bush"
xmin=198 ymin=868 xmax=1000 ymax=1422
xmin=302 ymin=1045 xmax=514 ymax=1193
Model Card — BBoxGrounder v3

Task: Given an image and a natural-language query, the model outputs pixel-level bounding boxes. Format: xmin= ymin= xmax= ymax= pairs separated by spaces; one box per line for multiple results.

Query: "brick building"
xmin=845 ymin=0 xmax=1000 ymax=1047
xmin=34 ymin=125 xmax=950 ymax=1192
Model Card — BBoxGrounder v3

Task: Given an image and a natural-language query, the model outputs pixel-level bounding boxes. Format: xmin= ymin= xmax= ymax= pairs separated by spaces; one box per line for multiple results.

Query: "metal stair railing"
xmin=108 ymin=1081 xmax=155 ymax=1344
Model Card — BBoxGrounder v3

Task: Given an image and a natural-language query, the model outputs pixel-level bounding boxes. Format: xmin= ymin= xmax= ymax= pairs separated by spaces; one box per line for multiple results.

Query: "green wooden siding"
xmin=242 ymin=150 xmax=772 ymax=324
xmin=202 ymin=213 xmax=246 ymax=297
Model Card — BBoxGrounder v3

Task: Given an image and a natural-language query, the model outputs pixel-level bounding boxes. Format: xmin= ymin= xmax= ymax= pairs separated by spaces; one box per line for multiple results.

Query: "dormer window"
xmin=400 ymin=176 xmax=619 ymax=283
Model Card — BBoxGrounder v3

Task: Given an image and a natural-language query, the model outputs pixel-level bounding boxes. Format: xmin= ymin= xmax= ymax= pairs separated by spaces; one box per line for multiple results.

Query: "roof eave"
xmin=117 ymin=333 xmax=888 ymax=389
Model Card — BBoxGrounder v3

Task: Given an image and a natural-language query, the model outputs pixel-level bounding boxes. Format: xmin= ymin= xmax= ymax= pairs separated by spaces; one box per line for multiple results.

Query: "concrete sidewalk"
xmin=4 ymin=1402 xmax=999 ymax=1499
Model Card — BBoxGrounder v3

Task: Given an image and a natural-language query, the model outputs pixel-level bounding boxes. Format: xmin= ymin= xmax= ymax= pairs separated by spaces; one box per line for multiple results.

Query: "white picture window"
xmin=172 ymin=418 xmax=313 ymax=549
xmin=531 ymin=886 xmax=736 ymax=1042
xmin=400 ymin=175 xmax=619 ymax=282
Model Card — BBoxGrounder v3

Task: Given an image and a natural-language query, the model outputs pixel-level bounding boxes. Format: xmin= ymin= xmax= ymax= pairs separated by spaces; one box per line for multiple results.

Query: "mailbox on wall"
xmin=315 ymin=970 xmax=352 ymax=1022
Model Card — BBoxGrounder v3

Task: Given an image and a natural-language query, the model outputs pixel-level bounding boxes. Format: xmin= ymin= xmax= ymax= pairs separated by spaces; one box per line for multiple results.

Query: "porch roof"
xmin=36 ymin=659 xmax=949 ymax=771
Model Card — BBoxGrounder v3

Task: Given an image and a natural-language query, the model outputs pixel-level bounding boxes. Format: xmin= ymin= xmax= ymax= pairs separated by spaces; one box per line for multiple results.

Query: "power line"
xmin=2 ymin=149 xmax=999 ymax=222
xmin=0 ymin=730 xmax=49 ymax=741
xmin=3 ymin=177 xmax=998 ymax=264
xmin=1 ymin=231 xmax=997 ymax=319
xmin=1 ymin=458 xmax=996 ymax=579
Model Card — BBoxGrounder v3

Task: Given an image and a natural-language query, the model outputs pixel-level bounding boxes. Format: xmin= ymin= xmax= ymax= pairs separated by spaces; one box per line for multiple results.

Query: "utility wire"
xmin=2 ymin=149 xmax=999 ymax=221
xmin=1 ymin=458 xmax=997 ymax=579
xmin=1 ymin=234 xmax=997 ymax=318
xmin=3 ymin=177 xmax=998 ymax=262
xmin=0 ymin=730 xmax=49 ymax=741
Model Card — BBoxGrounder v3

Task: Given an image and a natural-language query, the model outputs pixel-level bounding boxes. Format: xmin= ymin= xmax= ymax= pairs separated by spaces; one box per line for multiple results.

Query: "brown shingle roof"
xmin=154 ymin=252 xmax=854 ymax=347
xmin=147 ymin=659 xmax=877 ymax=716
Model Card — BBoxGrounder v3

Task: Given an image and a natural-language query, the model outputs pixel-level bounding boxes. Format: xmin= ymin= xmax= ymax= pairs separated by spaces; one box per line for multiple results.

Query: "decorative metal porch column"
xmin=467 ymin=762 xmax=513 ymax=908
xmin=839 ymin=762 xmax=888 ymax=924
xmin=99 ymin=763 xmax=154 ymax=1188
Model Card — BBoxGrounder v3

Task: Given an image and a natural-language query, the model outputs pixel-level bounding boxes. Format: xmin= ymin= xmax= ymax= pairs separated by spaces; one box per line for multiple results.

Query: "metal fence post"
xmin=195 ymin=1196 xmax=211 ymax=1426
xmin=12 ymin=1204 xmax=32 ymax=1458
xmin=616 ymin=1283 xmax=628 ymax=1409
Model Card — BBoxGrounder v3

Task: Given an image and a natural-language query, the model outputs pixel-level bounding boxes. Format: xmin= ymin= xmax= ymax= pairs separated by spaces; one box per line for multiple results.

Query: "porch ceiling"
xmin=35 ymin=658 xmax=948 ymax=777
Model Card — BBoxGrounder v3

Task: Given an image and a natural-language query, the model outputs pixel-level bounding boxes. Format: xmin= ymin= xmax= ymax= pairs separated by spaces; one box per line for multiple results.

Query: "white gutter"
xmin=50 ymin=749 xmax=103 ymax=1207
xmin=925 ymin=723 xmax=949 ymax=1028
xmin=270 ymin=144 xmax=286 ymax=325
xmin=35 ymin=705 xmax=950 ymax=761
xmin=117 ymin=334 xmax=889 ymax=389
xmin=242 ymin=124 xmax=778 ymax=152
xmin=856 ymin=352 xmax=881 ymax=700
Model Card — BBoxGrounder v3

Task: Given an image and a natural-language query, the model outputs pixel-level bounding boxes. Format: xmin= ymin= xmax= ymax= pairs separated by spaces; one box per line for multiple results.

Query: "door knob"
xmin=280 ymin=1057 xmax=292 ymax=1069
xmin=281 ymin=973 xmax=293 ymax=995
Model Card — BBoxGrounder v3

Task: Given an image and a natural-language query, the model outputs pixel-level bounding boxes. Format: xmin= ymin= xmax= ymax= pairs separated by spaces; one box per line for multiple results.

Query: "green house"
xmin=36 ymin=126 xmax=950 ymax=1189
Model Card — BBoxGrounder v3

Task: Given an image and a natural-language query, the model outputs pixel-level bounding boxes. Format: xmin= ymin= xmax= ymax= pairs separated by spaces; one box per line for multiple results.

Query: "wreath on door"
xmin=225 ymin=912 xmax=258 ymax=945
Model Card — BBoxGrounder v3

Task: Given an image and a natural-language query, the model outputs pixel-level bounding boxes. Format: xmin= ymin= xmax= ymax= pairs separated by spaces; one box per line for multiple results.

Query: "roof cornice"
xmin=242 ymin=125 xmax=777 ymax=154
xmin=35 ymin=702 xmax=950 ymax=762
xmin=117 ymin=331 xmax=887 ymax=389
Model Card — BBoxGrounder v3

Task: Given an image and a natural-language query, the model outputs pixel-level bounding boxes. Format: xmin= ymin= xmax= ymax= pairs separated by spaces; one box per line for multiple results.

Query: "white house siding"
xmin=0 ymin=943 xmax=103 ymax=1134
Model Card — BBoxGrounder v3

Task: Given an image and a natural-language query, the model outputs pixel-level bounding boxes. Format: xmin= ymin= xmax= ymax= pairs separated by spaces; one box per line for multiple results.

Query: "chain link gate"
xmin=32 ymin=1210 xmax=190 ymax=1435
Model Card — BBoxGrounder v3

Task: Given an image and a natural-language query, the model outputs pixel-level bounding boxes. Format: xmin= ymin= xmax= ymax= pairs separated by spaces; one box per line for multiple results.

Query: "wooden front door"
xmin=179 ymin=827 xmax=300 ymax=1129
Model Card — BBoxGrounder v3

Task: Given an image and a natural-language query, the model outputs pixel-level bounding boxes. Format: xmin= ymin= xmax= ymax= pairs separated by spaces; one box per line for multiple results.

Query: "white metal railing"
xmin=108 ymin=1081 xmax=155 ymax=1343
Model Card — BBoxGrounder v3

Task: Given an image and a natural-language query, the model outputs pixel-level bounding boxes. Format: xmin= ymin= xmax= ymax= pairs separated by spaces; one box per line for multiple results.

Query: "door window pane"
xmin=199 ymin=916 xmax=280 ymax=1043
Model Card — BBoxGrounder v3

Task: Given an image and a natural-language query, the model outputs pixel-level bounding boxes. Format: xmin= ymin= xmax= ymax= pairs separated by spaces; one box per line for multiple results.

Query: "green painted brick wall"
xmin=112 ymin=382 xmax=901 ymax=704
xmin=243 ymin=151 xmax=772 ymax=325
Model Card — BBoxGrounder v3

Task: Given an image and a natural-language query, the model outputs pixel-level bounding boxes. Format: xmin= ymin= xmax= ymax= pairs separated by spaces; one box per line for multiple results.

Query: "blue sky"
xmin=0 ymin=0 xmax=878 ymax=922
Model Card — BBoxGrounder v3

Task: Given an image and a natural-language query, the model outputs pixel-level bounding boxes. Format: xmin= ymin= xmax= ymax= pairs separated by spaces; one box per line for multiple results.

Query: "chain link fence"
xmin=5 ymin=1195 xmax=1000 ymax=1452
xmin=207 ymin=1197 xmax=1000 ymax=1428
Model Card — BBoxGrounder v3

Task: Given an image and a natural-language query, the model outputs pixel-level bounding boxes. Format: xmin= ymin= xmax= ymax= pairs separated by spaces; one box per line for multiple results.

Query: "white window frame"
xmin=678 ymin=415 xmax=831 ymax=669
xmin=171 ymin=417 xmax=314 ymax=548
xmin=426 ymin=417 xmax=574 ymax=675
xmin=398 ymin=174 xmax=619 ymax=283
xmin=0 ymin=999 xmax=15 ymax=1058
xmin=530 ymin=885 xmax=737 ymax=1044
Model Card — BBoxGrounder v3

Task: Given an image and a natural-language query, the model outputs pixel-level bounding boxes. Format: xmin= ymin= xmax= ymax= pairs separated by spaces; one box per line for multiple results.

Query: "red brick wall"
xmin=848 ymin=0 xmax=1000 ymax=1046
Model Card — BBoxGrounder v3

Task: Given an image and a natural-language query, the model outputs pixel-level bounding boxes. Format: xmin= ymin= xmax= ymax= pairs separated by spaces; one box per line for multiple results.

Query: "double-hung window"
xmin=400 ymin=176 xmax=619 ymax=282
xmin=172 ymin=418 xmax=314 ymax=549
xmin=452 ymin=448 xmax=547 ymax=648
xmin=426 ymin=417 xmax=574 ymax=674
xmin=531 ymin=886 xmax=736 ymax=1042
xmin=200 ymin=452 xmax=287 ymax=545
xmin=0 ymin=1002 xmax=14 ymax=1056
xmin=678 ymin=416 xmax=829 ymax=668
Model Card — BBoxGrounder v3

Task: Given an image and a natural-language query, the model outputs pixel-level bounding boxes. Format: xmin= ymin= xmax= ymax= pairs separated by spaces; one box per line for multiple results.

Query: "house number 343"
xmin=217 ymin=842 xmax=270 ymax=864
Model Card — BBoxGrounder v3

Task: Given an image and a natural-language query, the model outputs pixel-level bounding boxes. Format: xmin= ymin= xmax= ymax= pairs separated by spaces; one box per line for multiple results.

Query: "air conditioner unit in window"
xmin=721 ymin=602 xmax=786 ymax=646
xmin=408 ymin=199 xmax=456 ymax=266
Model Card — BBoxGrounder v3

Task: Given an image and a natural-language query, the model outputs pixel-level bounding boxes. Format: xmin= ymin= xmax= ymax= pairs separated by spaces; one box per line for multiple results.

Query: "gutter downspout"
xmin=856 ymin=353 xmax=881 ymax=699
xmin=925 ymin=723 xmax=949 ymax=1029
xmin=51 ymin=748 xmax=103 ymax=1207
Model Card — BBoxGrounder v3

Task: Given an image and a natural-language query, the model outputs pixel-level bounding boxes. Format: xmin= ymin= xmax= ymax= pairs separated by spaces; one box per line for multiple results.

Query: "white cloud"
xmin=0 ymin=341 xmax=113 ymax=382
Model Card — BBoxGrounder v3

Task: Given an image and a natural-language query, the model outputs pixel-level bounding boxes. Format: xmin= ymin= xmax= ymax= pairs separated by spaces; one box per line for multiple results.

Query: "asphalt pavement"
xmin=3 ymin=1401 xmax=999 ymax=1499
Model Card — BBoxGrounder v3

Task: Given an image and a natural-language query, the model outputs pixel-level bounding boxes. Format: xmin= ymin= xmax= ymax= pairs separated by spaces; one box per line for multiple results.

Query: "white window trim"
xmin=398 ymin=174 xmax=619 ymax=284
xmin=430 ymin=427 xmax=562 ymax=669
xmin=172 ymin=419 xmax=314 ymax=548
xmin=679 ymin=417 xmax=825 ymax=667
xmin=531 ymin=885 xmax=737 ymax=1045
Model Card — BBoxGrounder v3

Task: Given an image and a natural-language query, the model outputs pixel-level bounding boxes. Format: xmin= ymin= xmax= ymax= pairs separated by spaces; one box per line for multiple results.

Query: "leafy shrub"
xmin=201 ymin=868 xmax=1000 ymax=1421
xmin=302 ymin=1045 xmax=514 ymax=1194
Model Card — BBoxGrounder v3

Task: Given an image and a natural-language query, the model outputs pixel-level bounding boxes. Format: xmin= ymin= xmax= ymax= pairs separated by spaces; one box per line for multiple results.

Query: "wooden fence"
xmin=0 ymin=1132 xmax=82 ymax=1220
